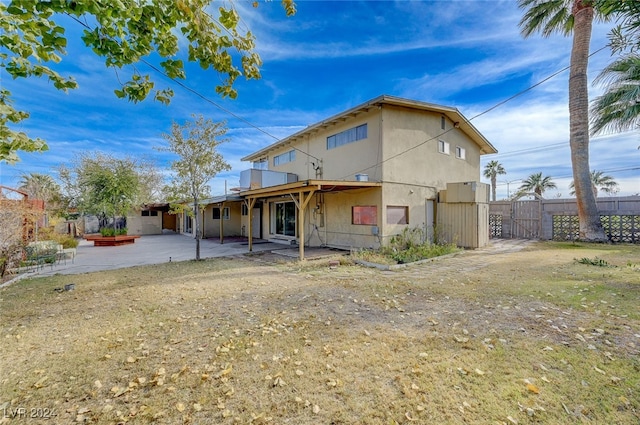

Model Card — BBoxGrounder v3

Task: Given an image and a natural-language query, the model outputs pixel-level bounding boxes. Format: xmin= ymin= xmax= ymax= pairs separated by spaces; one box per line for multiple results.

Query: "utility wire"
xmin=339 ymin=45 xmax=612 ymax=179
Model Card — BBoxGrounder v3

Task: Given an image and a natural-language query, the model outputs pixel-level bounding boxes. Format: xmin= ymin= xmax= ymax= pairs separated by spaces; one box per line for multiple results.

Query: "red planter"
xmin=84 ymin=234 xmax=140 ymax=246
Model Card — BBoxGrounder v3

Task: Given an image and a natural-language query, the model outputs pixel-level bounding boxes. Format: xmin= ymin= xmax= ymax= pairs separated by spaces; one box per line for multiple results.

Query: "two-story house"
xmin=232 ymin=95 xmax=497 ymax=259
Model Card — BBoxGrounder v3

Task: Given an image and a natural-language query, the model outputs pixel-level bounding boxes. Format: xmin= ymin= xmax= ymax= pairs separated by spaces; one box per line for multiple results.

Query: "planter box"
xmin=84 ymin=234 xmax=140 ymax=246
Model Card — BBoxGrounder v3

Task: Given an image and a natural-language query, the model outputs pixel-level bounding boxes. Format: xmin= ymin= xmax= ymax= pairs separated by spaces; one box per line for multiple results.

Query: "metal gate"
xmin=511 ymin=199 xmax=541 ymax=239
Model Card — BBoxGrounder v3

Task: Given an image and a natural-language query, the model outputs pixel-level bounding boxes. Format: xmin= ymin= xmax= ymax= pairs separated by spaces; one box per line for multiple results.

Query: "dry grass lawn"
xmin=1 ymin=241 xmax=639 ymax=424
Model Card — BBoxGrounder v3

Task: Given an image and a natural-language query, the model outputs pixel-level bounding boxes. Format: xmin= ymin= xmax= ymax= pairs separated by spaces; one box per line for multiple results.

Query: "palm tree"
xmin=569 ymin=170 xmax=619 ymax=197
xmin=518 ymin=172 xmax=557 ymax=198
xmin=18 ymin=173 xmax=60 ymax=206
xmin=590 ymin=54 xmax=640 ymax=134
xmin=519 ymin=0 xmax=607 ymax=241
xmin=483 ymin=160 xmax=507 ymax=201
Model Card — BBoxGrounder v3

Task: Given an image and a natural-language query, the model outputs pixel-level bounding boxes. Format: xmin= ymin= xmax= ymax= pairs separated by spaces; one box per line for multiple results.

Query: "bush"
xmin=352 ymin=226 xmax=459 ymax=265
xmin=100 ymin=227 xmax=128 ymax=237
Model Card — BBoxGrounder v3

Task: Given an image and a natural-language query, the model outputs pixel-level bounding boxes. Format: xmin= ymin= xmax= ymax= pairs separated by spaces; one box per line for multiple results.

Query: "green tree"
xmin=0 ymin=0 xmax=296 ymax=163
xmin=483 ymin=160 xmax=507 ymax=202
xmin=517 ymin=172 xmax=557 ymax=198
xmin=519 ymin=0 xmax=607 ymax=241
xmin=157 ymin=114 xmax=231 ymax=260
xmin=60 ymin=152 xmax=148 ymax=232
xmin=569 ymin=170 xmax=619 ymax=197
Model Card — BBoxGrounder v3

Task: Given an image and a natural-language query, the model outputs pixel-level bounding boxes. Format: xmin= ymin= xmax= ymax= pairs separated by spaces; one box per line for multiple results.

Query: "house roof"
xmin=241 ymin=94 xmax=498 ymax=162
xmin=200 ymin=194 xmax=244 ymax=205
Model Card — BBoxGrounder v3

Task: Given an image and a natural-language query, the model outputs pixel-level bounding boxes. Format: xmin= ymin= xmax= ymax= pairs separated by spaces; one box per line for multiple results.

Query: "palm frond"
xmin=518 ymin=0 xmax=573 ymax=38
xmin=591 ymin=55 xmax=640 ymax=134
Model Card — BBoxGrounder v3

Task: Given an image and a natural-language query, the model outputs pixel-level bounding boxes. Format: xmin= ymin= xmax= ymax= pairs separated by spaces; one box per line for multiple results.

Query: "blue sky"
xmin=1 ymin=0 xmax=638 ymax=200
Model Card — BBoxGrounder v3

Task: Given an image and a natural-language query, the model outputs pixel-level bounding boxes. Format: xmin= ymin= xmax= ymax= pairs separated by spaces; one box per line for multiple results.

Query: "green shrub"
xmin=100 ymin=227 xmax=128 ymax=237
xmin=100 ymin=227 xmax=115 ymax=237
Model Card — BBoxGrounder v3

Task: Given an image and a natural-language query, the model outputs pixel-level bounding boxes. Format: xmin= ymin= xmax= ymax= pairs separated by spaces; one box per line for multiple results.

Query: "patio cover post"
xmin=219 ymin=202 xmax=226 ymax=244
xmin=246 ymin=197 xmax=257 ymax=252
xmin=291 ymin=189 xmax=315 ymax=260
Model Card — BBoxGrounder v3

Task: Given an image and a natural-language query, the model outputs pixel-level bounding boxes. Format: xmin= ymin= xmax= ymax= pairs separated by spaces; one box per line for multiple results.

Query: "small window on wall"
xmin=438 ymin=140 xmax=450 ymax=154
xmin=241 ymin=204 xmax=248 ymax=216
xmin=387 ymin=206 xmax=408 ymax=225
xmin=456 ymin=146 xmax=466 ymax=159
xmin=213 ymin=207 xmax=230 ymax=220
xmin=141 ymin=210 xmax=150 ymax=216
xmin=352 ymin=206 xmax=377 ymax=225
xmin=441 ymin=116 xmax=446 ymax=130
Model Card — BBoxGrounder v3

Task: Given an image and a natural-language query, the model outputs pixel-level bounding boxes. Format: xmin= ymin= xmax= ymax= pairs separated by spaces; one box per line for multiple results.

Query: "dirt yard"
xmin=1 ymin=240 xmax=639 ymax=424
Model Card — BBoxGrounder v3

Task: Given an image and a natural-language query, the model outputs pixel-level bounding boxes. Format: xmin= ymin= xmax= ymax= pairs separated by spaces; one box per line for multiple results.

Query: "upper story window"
xmin=327 ymin=124 xmax=367 ymax=150
xmin=441 ymin=116 xmax=446 ymax=130
xmin=253 ymin=159 xmax=268 ymax=170
xmin=438 ymin=140 xmax=450 ymax=155
xmin=273 ymin=150 xmax=296 ymax=166
xmin=455 ymin=146 xmax=466 ymax=160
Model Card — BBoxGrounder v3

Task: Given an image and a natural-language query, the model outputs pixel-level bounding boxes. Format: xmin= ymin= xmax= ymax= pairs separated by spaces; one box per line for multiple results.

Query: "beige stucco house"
xmin=177 ymin=95 xmax=496 ymax=258
xmin=225 ymin=95 xmax=497 ymax=258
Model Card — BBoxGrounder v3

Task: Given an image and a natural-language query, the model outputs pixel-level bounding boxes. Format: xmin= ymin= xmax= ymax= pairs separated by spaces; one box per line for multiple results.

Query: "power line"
xmin=339 ymin=45 xmax=612 ymax=179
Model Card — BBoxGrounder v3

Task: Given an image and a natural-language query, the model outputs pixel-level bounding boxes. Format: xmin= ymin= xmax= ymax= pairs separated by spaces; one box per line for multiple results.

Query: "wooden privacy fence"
xmin=489 ymin=196 xmax=640 ymax=243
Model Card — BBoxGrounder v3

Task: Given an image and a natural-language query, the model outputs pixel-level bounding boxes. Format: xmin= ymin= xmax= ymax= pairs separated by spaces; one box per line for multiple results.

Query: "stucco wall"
xmin=380 ymin=105 xmax=480 ymax=189
xmin=127 ymin=213 xmax=162 ymax=235
xmin=313 ymin=188 xmax=382 ymax=249
xmin=380 ymin=182 xmax=438 ymax=245
xmin=202 ymin=203 xmax=243 ymax=238
xmin=268 ymin=108 xmax=383 ymax=182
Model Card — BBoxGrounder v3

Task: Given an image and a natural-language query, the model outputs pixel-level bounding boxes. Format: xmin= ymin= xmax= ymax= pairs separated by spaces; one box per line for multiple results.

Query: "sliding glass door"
xmin=273 ymin=201 xmax=296 ymax=236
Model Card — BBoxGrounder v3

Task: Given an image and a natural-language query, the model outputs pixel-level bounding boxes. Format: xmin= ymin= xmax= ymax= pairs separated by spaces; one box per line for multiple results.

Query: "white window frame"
xmin=438 ymin=140 xmax=450 ymax=155
xmin=455 ymin=146 xmax=466 ymax=159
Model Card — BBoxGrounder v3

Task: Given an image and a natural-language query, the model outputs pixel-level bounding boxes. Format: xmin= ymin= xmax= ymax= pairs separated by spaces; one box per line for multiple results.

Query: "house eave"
xmin=240 ymin=179 xmax=382 ymax=198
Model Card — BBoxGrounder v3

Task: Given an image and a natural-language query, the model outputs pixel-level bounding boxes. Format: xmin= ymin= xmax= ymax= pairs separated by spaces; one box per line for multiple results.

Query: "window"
xmin=241 ymin=204 xmax=248 ymax=216
xmin=352 ymin=206 xmax=377 ymax=225
xmin=327 ymin=124 xmax=367 ymax=150
xmin=441 ymin=116 xmax=446 ymax=130
xmin=456 ymin=146 xmax=466 ymax=159
xmin=273 ymin=150 xmax=295 ymax=166
xmin=213 ymin=207 xmax=230 ymax=220
xmin=253 ymin=159 xmax=268 ymax=170
xmin=141 ymin=210 xmax=158 ymax=217
xmin=438 ymin=140 xmax=450 ymax=154
xmin=141 ymin=210 xmax=149 ymax=216
xmin=386 ymin=206 xmax=408 ymax=225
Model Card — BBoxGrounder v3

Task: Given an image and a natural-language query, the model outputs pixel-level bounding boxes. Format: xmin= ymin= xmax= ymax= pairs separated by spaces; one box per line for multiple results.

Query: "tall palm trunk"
xmin=491 ymin=175 xmax=497 ymax=202
xmin=569 ymin=1 xmax=607 ymax=241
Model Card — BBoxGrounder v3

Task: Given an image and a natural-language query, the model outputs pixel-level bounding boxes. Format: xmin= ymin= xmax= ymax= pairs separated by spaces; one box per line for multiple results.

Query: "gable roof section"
xmin=241 ymin=94 xmax=498 ymax=162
